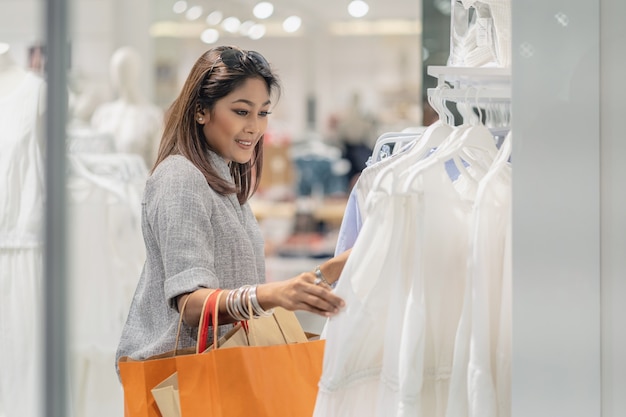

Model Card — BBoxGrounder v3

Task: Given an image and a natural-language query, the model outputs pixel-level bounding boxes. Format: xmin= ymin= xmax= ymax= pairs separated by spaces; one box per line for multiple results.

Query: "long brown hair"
xmin=154 ymin=45 xmax=281 ymax=204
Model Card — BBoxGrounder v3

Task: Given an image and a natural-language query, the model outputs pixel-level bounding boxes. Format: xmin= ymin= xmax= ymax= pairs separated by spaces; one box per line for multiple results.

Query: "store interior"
xmin=1 ymin=0 xmax=625 ymax=417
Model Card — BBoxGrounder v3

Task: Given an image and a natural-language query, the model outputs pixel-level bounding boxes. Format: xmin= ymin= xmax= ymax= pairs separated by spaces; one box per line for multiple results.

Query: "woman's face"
xmin=198 ymin=76 xmax=271 ymax=164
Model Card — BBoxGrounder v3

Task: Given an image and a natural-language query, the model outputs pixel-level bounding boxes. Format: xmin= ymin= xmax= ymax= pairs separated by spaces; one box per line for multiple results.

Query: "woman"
xmin=116 ymin=45 xmax=347 ymax=370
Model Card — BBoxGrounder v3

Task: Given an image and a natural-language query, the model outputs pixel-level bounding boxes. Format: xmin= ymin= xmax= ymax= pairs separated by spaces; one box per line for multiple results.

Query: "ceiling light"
xmin=200 ymin=28 xmax=220 ymax=44
xmin=222 ymin=17 xmax=242 ymax=33
xmin=206 ymin=11 xmax=223 ymax=25
xmin=239 ymin=20 xmax=256 ymax=36
xmin=248 ymin=24 xmax=266 ymax=40
xmin=348 ymin=0 xmax=369 ymax=18
xmin=185 ymin=5 xmax=203 ymax=21
xmin=282 ymin=16 xmax=302 ymax=33
xmin=253 ymin=2 xmax=274 ymax=19
xmin=172 ymin=1 xmax=187 ymax=14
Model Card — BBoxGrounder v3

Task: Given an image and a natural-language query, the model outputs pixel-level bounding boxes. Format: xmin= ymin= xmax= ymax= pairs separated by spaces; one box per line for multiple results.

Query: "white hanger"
xmin=369 ymin=131 xmax=424 ymax=164
xmin=400 ymin=88 xmax=499 ymax=193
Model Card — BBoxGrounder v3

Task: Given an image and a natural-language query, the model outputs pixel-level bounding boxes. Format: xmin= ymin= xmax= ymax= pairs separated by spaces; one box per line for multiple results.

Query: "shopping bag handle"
xmin=172 ymin=295 xmax=192 ymax=354
xmin=197 ymin=290 xmax=219 ymax=353
xmin=172 ymin=291 xmax=215 ymax=355
xmin=196 ymin=289 xmax=293 ymax=352
xmin=197 ymin=290 xmax=258 ymax=352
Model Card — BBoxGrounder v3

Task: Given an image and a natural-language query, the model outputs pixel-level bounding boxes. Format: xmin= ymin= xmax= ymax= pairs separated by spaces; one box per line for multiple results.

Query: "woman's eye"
xmin=235 ymin=110 xmax=249 ymax=116
xmin=259 ymin=111 xmax=272 ymax=117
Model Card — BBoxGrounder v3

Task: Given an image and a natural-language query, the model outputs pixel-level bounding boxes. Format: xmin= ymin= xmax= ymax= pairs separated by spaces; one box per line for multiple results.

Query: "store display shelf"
xmin=427 ymin=65 xmax=511 ymax=87
xmin=250 ymin=198 xmax=347 ymax=225
xmin=427 ymin=86 xmax=511 ymax=104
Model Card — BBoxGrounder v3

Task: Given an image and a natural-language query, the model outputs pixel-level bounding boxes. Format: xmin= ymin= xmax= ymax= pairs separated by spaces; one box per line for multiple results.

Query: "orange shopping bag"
xmin=118 ymin=351 xmax=184 ymax=417
xmin=117 ymin=292 xmax=211 ymax=417
xmin=177 ymin=339 xmax=325 ymax=417
xmin=176 ymin=290 xmax=326 ymax=417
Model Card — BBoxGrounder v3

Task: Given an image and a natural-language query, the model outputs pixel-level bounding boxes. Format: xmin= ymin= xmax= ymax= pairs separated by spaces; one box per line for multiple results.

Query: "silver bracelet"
xmin=235 ymin=285 xmax=252 ymax=320
xmin=225 ymin=289 xmax=237 ymax=319
xmin=314 ymin=265 xmax=332 ymax=286
xmin=227 ymin=286 xmax=250 ymax=321
xmin=249 ymin=285 xmax=274 ymax=317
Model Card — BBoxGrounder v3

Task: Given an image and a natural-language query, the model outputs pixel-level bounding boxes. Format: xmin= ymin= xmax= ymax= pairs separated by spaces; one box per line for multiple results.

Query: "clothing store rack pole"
xmin=44 ymin=0 xmax=70 ymax=415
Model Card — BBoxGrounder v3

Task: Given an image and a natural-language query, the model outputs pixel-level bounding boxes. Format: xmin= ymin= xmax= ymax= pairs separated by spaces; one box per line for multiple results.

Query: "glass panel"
xmin=3 ymin=1 xmax=444 ymax=416
xmin=0 ymin=2 xmax=46 ymax=416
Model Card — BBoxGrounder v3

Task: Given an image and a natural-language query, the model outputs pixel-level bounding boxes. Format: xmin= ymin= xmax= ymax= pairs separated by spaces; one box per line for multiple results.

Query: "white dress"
xmin=316 ymin=124 xmax=510 ymax=417
xmin=0 ymin=71 xmax=46 ymax=417
xmin=445 ymin=134 xmax=512 ymax=417
xmin=315 ymin=150 xmax=476 ymax=417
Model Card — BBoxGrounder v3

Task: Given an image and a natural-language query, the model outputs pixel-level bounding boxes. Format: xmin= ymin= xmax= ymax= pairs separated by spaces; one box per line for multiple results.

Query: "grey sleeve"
xmin=146 ymin=163 xmax=220 ymax=307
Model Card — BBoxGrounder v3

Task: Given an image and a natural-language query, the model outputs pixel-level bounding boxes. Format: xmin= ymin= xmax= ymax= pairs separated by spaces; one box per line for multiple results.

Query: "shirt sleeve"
xmin=334 ymin=188 xmax=362 ymax=256
xmin=145 ymin=160 xmax=220 ymax=306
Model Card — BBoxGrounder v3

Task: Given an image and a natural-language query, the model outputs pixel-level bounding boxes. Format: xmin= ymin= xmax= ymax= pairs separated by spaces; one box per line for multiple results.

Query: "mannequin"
xmin=68 ymin=47 xmax=151 ymax=417
xmin=67 ymin=72 xmax=116 ymax=153
xmin=0 ymin=41 xmax=46 ymax=417
xmin=0 ymin=42 xmax=28 ymax=95
xmin=91 ymin=46 xmax=163 ymax=168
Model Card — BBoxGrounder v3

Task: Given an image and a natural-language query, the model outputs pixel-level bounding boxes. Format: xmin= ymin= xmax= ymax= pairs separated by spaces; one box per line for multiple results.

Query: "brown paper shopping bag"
xmin=150 ymin=372 xmax=181 ymax=417
xmin=205 ymin=306 xmax=309 ymax=351
xmin=176 ymin=290 xmax=326 ymax=417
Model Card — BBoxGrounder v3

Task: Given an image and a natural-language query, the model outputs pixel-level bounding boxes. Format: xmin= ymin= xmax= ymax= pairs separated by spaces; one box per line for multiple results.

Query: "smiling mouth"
xmin=236 ymin=139 xmax=253 ymax=146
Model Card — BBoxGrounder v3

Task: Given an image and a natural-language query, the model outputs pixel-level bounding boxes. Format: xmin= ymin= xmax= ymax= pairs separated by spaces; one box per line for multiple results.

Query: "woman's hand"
xmin=257 ymin=272 xmax=345 ymax=317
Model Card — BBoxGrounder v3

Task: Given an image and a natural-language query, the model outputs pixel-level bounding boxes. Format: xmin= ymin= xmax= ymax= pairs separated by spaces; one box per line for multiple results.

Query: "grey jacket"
xmin=115 ymin=151 xmax=265 ymax=373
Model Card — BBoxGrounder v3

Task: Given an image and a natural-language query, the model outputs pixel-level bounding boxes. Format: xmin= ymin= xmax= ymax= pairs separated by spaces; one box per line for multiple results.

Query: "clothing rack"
xmin=427 ymin=65 xmax=511 ymax=104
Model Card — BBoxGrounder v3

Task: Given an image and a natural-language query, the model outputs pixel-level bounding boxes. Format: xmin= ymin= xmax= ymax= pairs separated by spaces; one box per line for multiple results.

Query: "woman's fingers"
xmin=262 ymin=273 xmax=346 ymax=317
xmin=297 ymin=272 xmax=345 ymax=316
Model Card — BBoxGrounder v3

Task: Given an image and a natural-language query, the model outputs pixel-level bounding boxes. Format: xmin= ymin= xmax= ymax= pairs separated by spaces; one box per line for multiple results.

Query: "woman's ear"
xmin=195 ymin=109 xmax=207 ymax=124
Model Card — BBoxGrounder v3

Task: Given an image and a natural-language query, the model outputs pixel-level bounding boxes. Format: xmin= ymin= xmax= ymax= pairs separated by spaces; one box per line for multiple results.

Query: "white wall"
xmin=512 ymin=0 xmax=626 ymax=416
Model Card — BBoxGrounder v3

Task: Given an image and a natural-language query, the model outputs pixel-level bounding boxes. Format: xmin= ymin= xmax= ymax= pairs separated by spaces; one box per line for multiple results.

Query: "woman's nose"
xmin=245 ymin=118 xmax=260 ymax=134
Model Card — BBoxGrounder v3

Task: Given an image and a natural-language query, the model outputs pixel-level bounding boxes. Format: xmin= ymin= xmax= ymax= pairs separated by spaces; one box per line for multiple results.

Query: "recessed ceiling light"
xmin=248 ymin=24 xmax=266 ymax=40
xmin=206 ymin=11 xmax=223 ymax=25
xmin=201 ymin=28 xmax=220 ymax=44
xmin=348 ymin=0 xmax=369 ymax=18
xmin=185 ymin=5 xmax=203 ymax=21
xmin=172 ymin=0 xmax=187 ymax=14
xmin=282 ymin=16 xmax=302 ymax=33
xmin=253 ymin=2 xmax=274 ymax=19
xmin=222 ymin=17 xmax=242 ymax=33
xmin=239 ymin=20 xmax=256 ymax=36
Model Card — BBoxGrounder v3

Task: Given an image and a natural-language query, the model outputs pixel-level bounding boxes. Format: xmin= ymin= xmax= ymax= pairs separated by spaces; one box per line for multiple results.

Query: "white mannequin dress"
xmin=0 ymin=67 xmax=46 ymax=417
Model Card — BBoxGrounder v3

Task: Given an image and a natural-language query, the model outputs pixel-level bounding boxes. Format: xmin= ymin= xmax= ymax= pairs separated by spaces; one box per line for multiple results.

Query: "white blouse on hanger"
xmin=316 ymin=122 xmax=510 ymax=417
xmin=445 ymin=133 xmax=512 ymax=417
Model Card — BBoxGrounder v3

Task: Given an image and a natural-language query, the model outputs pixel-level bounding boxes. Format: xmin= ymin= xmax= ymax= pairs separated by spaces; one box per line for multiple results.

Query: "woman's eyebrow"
xmin=231 ymin=98 xmax=272 ymax=106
